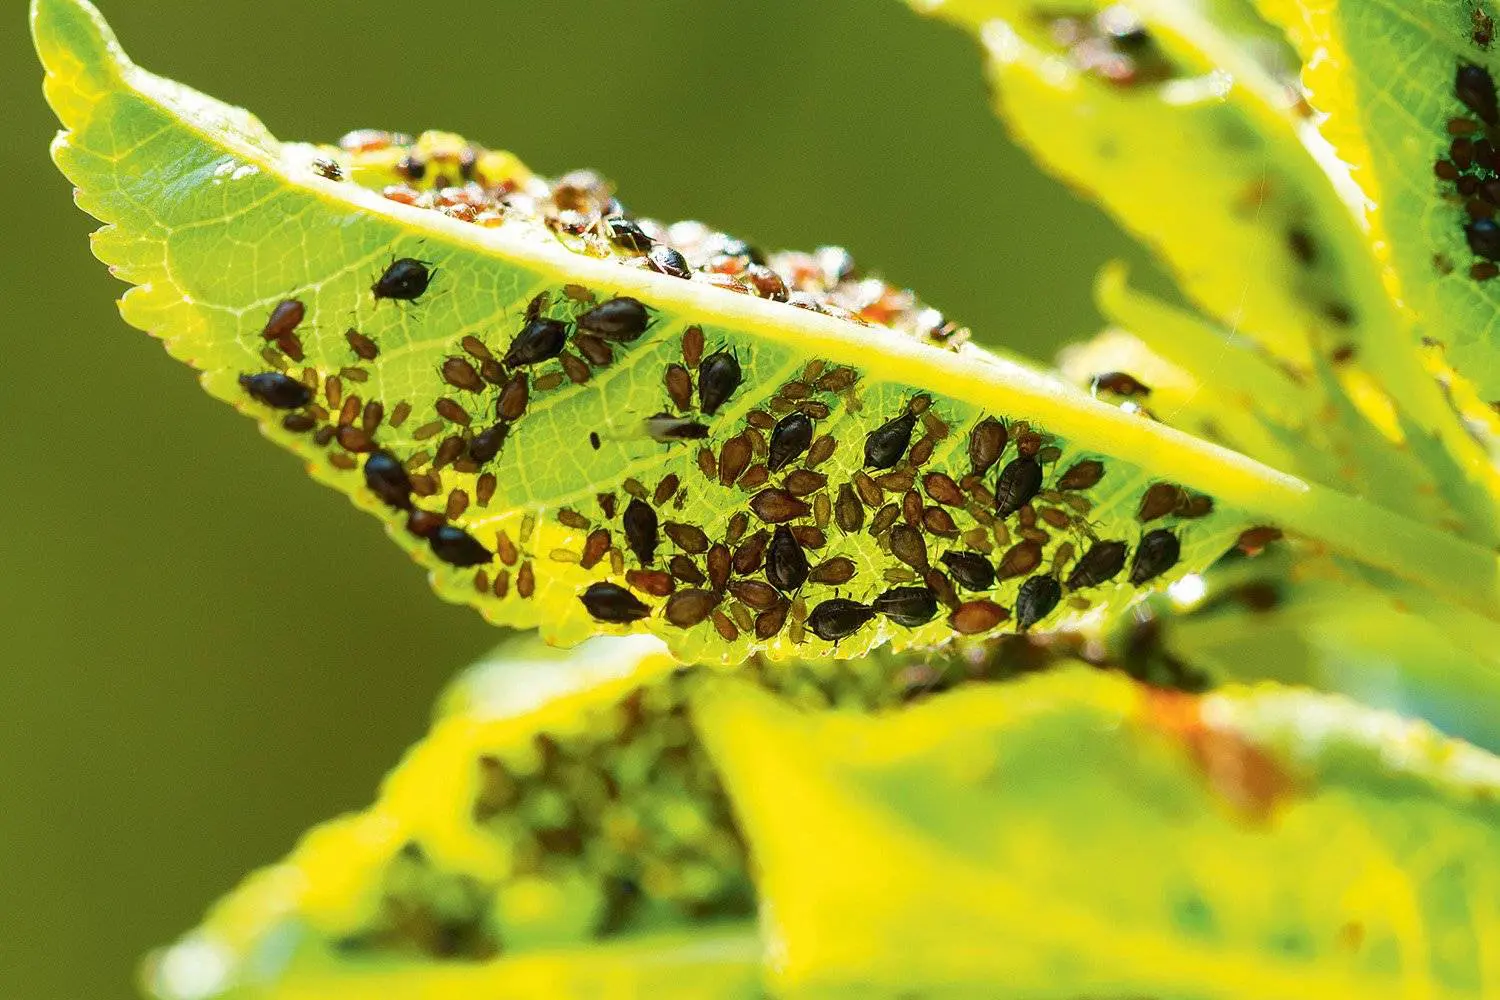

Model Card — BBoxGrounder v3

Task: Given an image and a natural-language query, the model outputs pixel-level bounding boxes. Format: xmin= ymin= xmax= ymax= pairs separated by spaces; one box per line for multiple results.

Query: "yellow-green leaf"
xmin=32 ymin=0 xmax=1500 ymax=661
xmin=695 ymin=668 xmax=1500 ymax=998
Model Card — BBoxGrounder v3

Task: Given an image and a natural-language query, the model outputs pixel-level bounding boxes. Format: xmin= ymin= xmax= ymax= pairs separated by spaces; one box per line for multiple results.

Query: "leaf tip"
xmin=31 ymin=0 xmax=130 ymax=95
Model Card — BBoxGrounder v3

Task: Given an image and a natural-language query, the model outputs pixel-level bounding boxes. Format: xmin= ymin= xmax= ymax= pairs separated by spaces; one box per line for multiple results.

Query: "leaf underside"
xmin=146 ymin=634 xmax=1500 ymax=999
xmin=43 ymin=0 xmax=1500 ymax=663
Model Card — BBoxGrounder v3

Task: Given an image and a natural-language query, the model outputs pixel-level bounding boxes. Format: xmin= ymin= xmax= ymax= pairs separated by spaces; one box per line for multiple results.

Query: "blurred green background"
xmin=2 ymin=2 xmax=1153 ymax=997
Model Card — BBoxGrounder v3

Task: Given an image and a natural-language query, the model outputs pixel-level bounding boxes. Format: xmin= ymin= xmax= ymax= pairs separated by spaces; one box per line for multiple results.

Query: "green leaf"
xmin=33 ymin=0 xmax=1500 ymax=666
xmin=694 ymin=668 xmax=1500 ymax=998
xmin=1260 ymin=0 xmax=1500 ymax=396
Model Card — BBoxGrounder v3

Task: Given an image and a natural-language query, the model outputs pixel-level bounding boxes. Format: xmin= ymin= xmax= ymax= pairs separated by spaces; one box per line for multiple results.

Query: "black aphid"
xmin=767 ymin=411 xmax=814 ymax=472
xmin=864 ymin=410 xmax=916 ymax=469
xmin=606 ymin=218 xmax=654 ymax=253
xmin=363 ymin=450 xmax=413 ymax=510
xmin=468 ymin=423 xmax=510 ymax=464
xmin=623 ymin=498 xmax=659 ymax=565
xmin=581 ymin=582 xmax=651 ymax=623
xmin=1066 ymin=540 xmax=1128 ymax=590
xmin=647 ymin=245 xmax=693 ymax=279
xmin=1130 ymin=529 xmax=1181 ymax=585
xmin=765 ymin=525 xmax=809 ymax=592
xmin=994 ymin=456 xmax=1043 ymax=517
xmin=1015 ymin=575 xmax=1061 ymax=631
xmin=644 ymin=412 xmax=710 ymax=442
xmin=807 ymin=598 xmax=877 ymax=641
xmin=698 ymin=351 xmax=743 ymax=415
xmin=940 ymin=551 xmax=995 ymax=591
xmin=872 ymin=586 xmax=938 ymax=627
xmin=372 ymin=258 xmax=433 ymax=301
xmin=578 ymin=297 xmax=650 ymax=341
xmin=503 ymin=317 xmax=569 ymax=367
xmin=239 ymin=372 xmax=312 ymax=409
xmin=429 ymin=525 xmax=493 ymax=567
xmin=1468 ymin=218 xmax=1500 ymax=261
xmin=1457 ymin=63 xmax=1500 ymax=126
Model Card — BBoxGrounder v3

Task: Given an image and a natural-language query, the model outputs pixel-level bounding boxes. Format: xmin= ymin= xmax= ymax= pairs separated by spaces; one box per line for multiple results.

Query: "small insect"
xmin=889 ymin=524 xmax=929 ymax=571
xmin=644 ymin=412 xmax=710 ymax=442
xmin=468 ymin=423 xmax=510 ymax=464
xmin=664 ymin=589 xmax=719 ymax=628
xmin=766 ymin=525 xmax=810 ymax=592
xmin=623 ymin=498 xmax=659 ymax=565
xmin=968 ymin=417 xmax=1006 ymax=475
xmin=345 ymin=328 xmax=379 ymax=360
xmin=647 ymin=245 xmax=693 ymax=279
xmin=1467 ymin=218 xmax=1500 ymax=261
xmin=1130 ymin=529 xmax=1181 ymax=584
xmin=261 ymin=299 xmax=305 ymax=341
xmin=749 ymin=488 xmax=812 ymax=523
xmin=1138 ymin=482 xmax=1185 ymax=522
xmin=1089 ymin=371 xmax=1151 ymax=397
xmin=503 ymin=317 xmax=569 ymax=367
xmin=606 ymin=217 xmax=654 ymax=253
xmin=372 ymin=257 xmax=433 ymax=301
xmin=442 ymin=357 xmax=485 ymax=393
xmin=362 ymin=451 xmax=413 ymax=510
xmin=872 ymin=586 xmax=938 ymax=627
xmin=310 ymin=156 xmax=343 ymax=181
xmin=864 ymin=410 xmax=917 ymax=469
xmin=664 ymin=364 xmax=693 ymax=410
xmin=807 ymin=598 xmax=876 ymax=641
xmin=1015 ymin=575 xmax=1062 ymax=630
xmin=994 ymin=456 xmax=1043 ymax=517
xmin=1065 ymin=540 xmax=1128 ymax=589
xmin=239 ymin=372 xmax=312 ymax=409
xmin=577 ymin=297 xmax=651 ymax=341
xmin=1457 ymin=63 xmax=1500 ymax=126
xmin=698 ymin=351 xmax=743 ymax=415
xmin=1057 ymin=460 xmax=1104 ymax=491
xmin=939 ymin=550 xmax=995 ymax=591
xmin=767 ymin=411 xmax=814 ymax=472
xmin=429 ymin=525 xmax=494 ymax=567
xmin=948 ymin=599 xmax=1008 ymax=634
xmin=580 ymin=582 xmax=651 ymax=623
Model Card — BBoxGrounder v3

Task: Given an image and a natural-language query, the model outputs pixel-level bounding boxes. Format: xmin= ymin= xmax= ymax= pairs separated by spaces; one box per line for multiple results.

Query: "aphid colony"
xmin=238 ymin=238 xmax=1211 ymax=650
xmin=1434 ymin=60 xmax=1500 ymax=280
xmin=309 ymin=129 xmax=969 ymax=351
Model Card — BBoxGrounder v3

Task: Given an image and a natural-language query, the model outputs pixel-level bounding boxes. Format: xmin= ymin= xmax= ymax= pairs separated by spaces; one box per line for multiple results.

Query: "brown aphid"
xmin=665 ymin=589 xmax=719 ymax=628
xmin=435 ymin=435 xmax=467 ymax=469
xmin=726 ymin=511 xmax=750 ymax=545
xmin=1138 ymin=483 xmax=1185 ymax=522
xmin=472 ymin=473 xmax=495 ymax=507
xmin=446 ymin=489 xmax=470 ymax=520
xmin=580 ymin=529 xmax=611 ymax=569
xmin=497 ymin=373 xmax=529 ymax=422
xmin=835 ymin=484 xmax=865 ymax=533
xmin=389 ymin=401 xmax=412 ymax=428
xmin=997 ymin=540 xmax=1043 ymax=578
xmin=340 ymin=366 xmax=370 ymax=384
xmin=909 ymin=436 xmax=935 ymax=467
xmin=362 ymin=401 xmax=384 ymax=434
xmin=492 ymin=569 xmax=510 ymax=599
xmin=682 ymin=325 xmax=705 ymax=368
xmin=802 ymin=435 xmax=836 ymax=469
xmin=706 ymin=543 xmax=732 ymax=591
xmin=785 ymin=470 xmax=828 ymax=496
xmin=800 ymin=401 xmax=832 ymax=420
xmin=790 ymin=526 xmax=826 ymax=549
xmin=1473 ymin=261 xmax=1500 ymax=281
xmin=665 ymin=522 xmax=710 ymax=554
xmin=262 ymin=299 xmax=305 ymax=341
xmin=949 ymin=600 xmax=1009 ymax=635
xmin=870 ymin=503 xmax=901 ymax=537
xmin=575 ymin=334 xmax=613 ymax=367
xmin=1066 ymin=540 xmax=1128 ymax=590
xmin=754 ymin=600 xmax=790 ymax=639
xmin=889 ymin=524 xmax=929 ymax=571
xmin=813 ymin=493 xmax=831 ymax=529
xmin=852 ymin=470 xmax=883 ymax=508
xmin=336 ymin=426 xmax=376 ymax=453
xmin=557 ymin=508 xmax=590 ymax=530
xmin=815 ymin=367 xmax=858 ymax=392
xmin=275 ymin=333 xmax=304 ymax=363
xmin=729 ymin=579 xmax=782 ymax=611
xmin=468 ymin=423 xmax=509 ymax=465
xmin=664 ymin=364 xmax=693 ymax=411
xmin=406 ymin=509 xmax=445 ymax=538
xmin=807 ymin=557 xmax=856 ymax=585
xmin=559 ymin=352 xmax=590 ymax=385
xmin=874 ymin=471 xmax=915 ymax=493
xmin=626 ymin=569 xmax=675 ymax=597
xmin=442 ymin=357 xmax=486 ymax=393
xmin=496 ymin=531 xmax=519 ymax=566
xmin=460 ymin=335 xmax=494 ymax=362
xmin=328 ymin=453 xmax=357 ymax=471
xmin=282 ymin=413 xmax=316 ymax=433
xmin=338 ymin=396 xmax=361 ymax=427
xmin=581 ymin=582 xmax=650 ymax=623
xmin=324 ymin=375 xmax=344 ymax=410
xmin=1057 ymin=460 xmax=1105 ymax=491
xmin=259 ymin=347 xmax=288 ymax=371
xmin=346 ymin=328 xmax=379 ymax=360
xmin=923 ymin=507 xmax=959 ymax=536
xmin=534 ymin=372 xmax=566 ymax=391
xmin=652 ymin=475 xmax=681 ymax=507
xmin=733 ymin=530 xmax=770 ymax=574
xmin=517 ymin=562 xmax=536 ymax=599
xmin=923 ymin=473 xmax=964 ymax=506
xmin=779 ymin=380 xmax=811 ymax=401
xmin=739 ymin=465 xmax=770 ymax=491
xmin=902 ymin=490 xmax=923 ymax=527
xmin=969 ymin=417 xmax=1007 ymax=475
xmin=1176 ymin=493 xmax=1215 ymax=518
xmin=708 ymin=609 xmax=738 ymax=642
xmin=718 ymin=435 xmax=753 ymax=487
xmin=746 ymin=410 xmax=775 ymax=430
xmin=1014 ymin=431 xmax=1042 ymax=458
xmin=1039 ymin=507 xmax=1071 ymax=529
xmin=1236 ymin=525 xmax=1283 ymax=555
xmin=435 ymin=398 xmax=471 ymax=426
xmin=697 ymin=447 xmax=717 ymax=481
xmin=311 ymin=424 xmax=338 ymax=446
xmin=1037 ymin=445 xmax=1062 ymax=464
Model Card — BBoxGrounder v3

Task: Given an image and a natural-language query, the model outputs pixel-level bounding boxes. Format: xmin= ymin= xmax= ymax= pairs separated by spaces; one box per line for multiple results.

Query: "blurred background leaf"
xmin=2 ymin=2 xmax=1158 ymax=997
